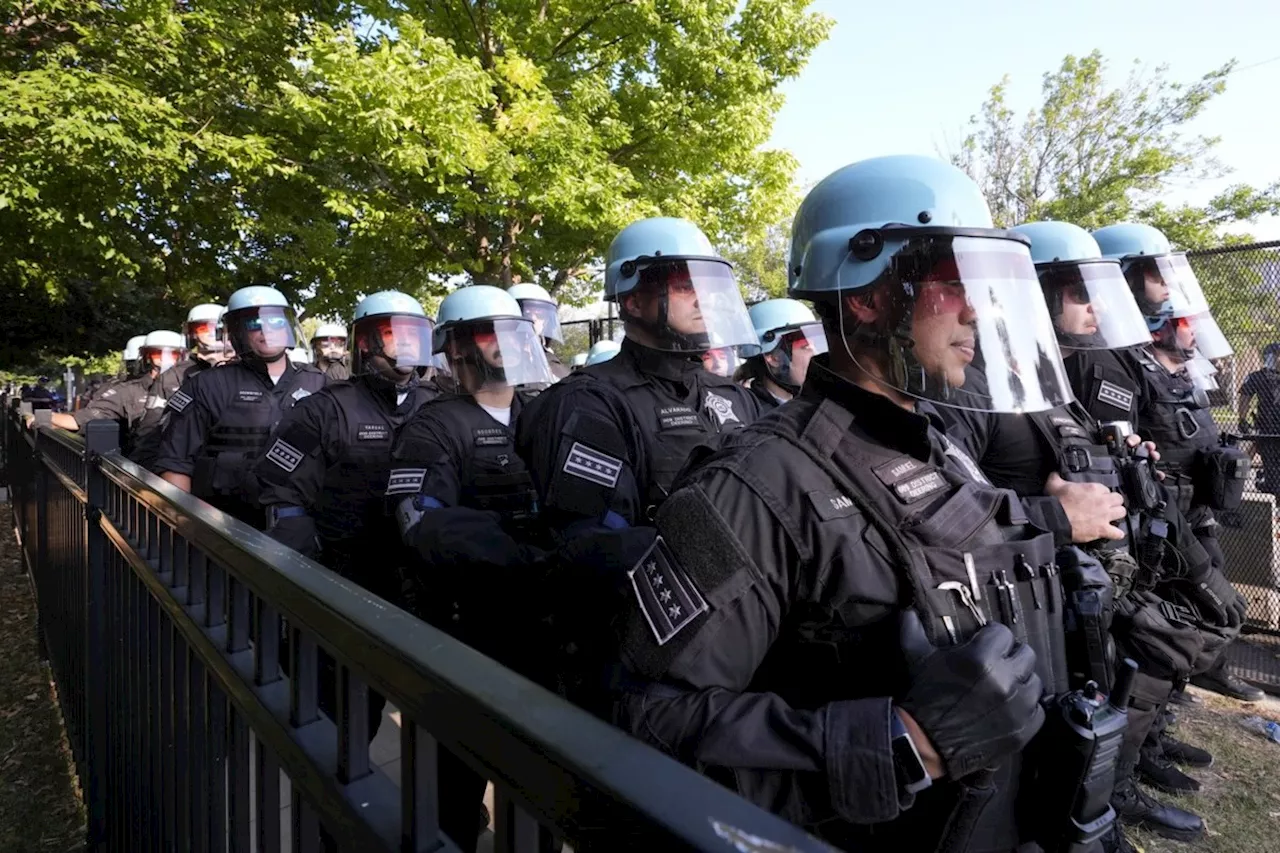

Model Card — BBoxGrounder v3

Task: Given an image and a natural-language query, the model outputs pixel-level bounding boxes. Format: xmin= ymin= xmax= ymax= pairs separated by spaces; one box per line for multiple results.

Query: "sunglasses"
xmin=243 ymin=315 xmax=291 ymax=332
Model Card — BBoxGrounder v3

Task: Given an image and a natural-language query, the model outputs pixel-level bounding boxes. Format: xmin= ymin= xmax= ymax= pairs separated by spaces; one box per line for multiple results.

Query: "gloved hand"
xmin=1185 ymin=569 xmax=1245 ymax=629
xmin=897 ymin=610 xmax=1045 ymax=781
xmin=267 ymin=513 xmax=320 ymax=558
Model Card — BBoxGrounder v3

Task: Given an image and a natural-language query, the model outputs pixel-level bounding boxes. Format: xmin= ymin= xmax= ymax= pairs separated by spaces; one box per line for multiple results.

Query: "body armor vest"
xmin=430 ymin=395 xmax=538 ymax=523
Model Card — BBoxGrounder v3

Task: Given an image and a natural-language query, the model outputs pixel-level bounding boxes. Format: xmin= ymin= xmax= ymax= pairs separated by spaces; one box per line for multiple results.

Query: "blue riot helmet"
xmin=223 ymin=286 xmax=297 ymax=363
xmin=604 ymin=217 xmax=759 ymax=357
xmin=434 ymin=286 xmax=554 ymax=390
xmin=351 ymin=291 xmax=433 ymax=386
xmin=747 ymin=298 xmax=828 ymax=392
xmin=140 ymin=330 xmax=187 ymax=374
xmin=789 ymin=155 xmax=1072 ymax=413
xmin=584 ymin=339 xmax=621 ymax=367
xmin=1011 ymin=221 xmax=1151 ymax=354
xmin=122 ymin=335 xmax=147 ymax=377
xmin=1098 ymin=221 xmax=1235 ymax=361
xmin=185 ymin=304 xmax=228 ymax=362
xmin=571 ymin=352 xmax=588 ymax=370
xmin=311 ymin=321 xmax=348 ymax=362
xmin=508 ymin=283 xmax=564 ymax=345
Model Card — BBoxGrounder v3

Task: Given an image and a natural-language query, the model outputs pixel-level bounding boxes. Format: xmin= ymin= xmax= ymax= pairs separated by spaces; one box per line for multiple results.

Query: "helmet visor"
xmin=185 ymin=319 xmax=220 ymax=352
xmin=224 ymin=306 xmax=297 ymax=360
xmin=142 ymin=346 xmax=184 ymax=373
xmin=1039 ymin=261 xmax=1152 ymax=351
xmin=700 ymin=346 xmax=743 ymax=378
xmin=1183 ymin=312 xmax=1233 ymax=360
xmin=1185 ymin=354 xmax=1220 ymax=392
xmin=630 ymin=260 xmax=761 ymax=357
xmin=314 ymin=336 xmax=347 ymax=359
xmin=844 ymin=235 xmax=1072 ymax=413
xmin=518 ymin=299 xmax=563 ymax=344
xmin=439 ymin=317 xmax=555 ymax=389
xmin=1124 ymin=253 xmax=1207 ymax=316
xmin=353 ymin=315 xmax=434 ymax=372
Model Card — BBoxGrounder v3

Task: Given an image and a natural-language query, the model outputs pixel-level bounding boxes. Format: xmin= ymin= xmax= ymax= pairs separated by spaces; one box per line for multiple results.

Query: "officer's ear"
xmin=842 ymin=290 xmax=881 ymax=324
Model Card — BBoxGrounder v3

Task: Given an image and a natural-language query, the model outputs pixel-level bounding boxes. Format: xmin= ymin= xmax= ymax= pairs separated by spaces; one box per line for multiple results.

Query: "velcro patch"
xmin=657 ymin=404 xmax=699 ymax=430
xmin=894 ymin=470 xmax=948 ymax=503
xmin=1097 ymin=380 xmax=1134 ymax=413
xmin=265 ymin=438 xmax=304 ymax=473
xmin=357 ymin=423 xmax=389 ymax=441
xmin=563 ymin=441 xmax=622 ymax=489
xmin=1056 ymin=424 xmax=1089 ymax=440
xmin=237 ymin=389 xmax=263 ymax=404
xmin=628 ymin=536 xmax=709 ymax=646
xmin=873 ymin=455 xmax=926 ymax=486
xmin=167 ymin=390 xmax=193 ymax=413
xmin=473 ymin=428 xmax=508 ymax=448
xmin=386 ymin=468 xmax=427 ymax=496
xmin=807 ymin=490 xmax=859 ymax=521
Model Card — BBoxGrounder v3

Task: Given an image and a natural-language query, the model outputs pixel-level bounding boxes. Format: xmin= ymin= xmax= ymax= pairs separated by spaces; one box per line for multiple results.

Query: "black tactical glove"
xmin=897 ymin=610 xmax=1045 ymax=781
xmin=1191 ymin=569 xmax=1245 ymax=629
xmin=266 ymin=513 xmax=320 ymax=558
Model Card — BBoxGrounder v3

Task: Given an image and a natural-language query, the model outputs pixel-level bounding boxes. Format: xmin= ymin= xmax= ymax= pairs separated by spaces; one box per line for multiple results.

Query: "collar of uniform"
xmin=618 ymin=337 xmax=706 ymax=384
xmin=802 ymin=356 xmax=940 ymax=460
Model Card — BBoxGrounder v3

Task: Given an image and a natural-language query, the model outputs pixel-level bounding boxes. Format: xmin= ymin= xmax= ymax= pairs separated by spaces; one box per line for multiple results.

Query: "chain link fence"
xmin=1187 ymin=241 xmax=1280 ymax=688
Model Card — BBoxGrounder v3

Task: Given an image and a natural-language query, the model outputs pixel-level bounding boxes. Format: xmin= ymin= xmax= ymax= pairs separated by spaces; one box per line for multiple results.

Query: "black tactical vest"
xmin=1027 ymin=406 xmax=1122 ymax=490
xmin=1134 ymin=351 xmax=1217 ymax=473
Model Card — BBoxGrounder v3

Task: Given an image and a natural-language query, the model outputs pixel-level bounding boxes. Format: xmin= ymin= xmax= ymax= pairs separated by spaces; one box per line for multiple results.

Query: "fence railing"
xmin=2 ymin=400 xmax=831 ymax=853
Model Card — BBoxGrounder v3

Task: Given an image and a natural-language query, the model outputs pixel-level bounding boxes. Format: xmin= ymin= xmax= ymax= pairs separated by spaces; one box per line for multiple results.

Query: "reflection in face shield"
xmin=838 ymin=234 xmax=1072 ymax=413
xmin=519 ymin=300 xmax=562 ymax=344
xmin=764 ymin=324 xmax=827 ymax=391
xmin=701 ymin=347 xmax=740 ymax=378
xmin=143 ymin=347 xmax=184 ymax=374
xmin=354 ymin=315 xmax=433 ymax=385
xmin=226 ymin=307 xmax=296 ymax=363
xmin=441 ymin=318 xmax=554 ymax=394
xmin=315 ymin=337 xmax=347 ymax=360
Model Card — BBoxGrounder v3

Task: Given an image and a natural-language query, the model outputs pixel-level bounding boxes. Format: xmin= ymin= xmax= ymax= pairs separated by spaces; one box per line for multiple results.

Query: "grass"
xmin=0 ymin=507 xmax=85 ymax=853
xmin=1130 ymin=688 xmax=1280 ymax=853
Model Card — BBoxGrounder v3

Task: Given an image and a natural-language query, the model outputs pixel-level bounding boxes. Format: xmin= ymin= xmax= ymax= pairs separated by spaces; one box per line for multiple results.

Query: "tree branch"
xmin=549 ymin=0 xmax=634 ymax=59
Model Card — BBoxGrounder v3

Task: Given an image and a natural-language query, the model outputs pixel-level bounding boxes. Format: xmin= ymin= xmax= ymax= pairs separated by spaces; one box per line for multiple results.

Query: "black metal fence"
xmin=2 ymin=402 xmax=830 ymax=853
xmin=1186 ymin=242 xmax=1280 ymax=686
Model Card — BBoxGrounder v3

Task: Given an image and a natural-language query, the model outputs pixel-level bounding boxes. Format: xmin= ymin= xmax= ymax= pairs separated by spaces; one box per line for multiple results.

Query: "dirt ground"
xmin=0 ymin=508 xmax=85 ymax=852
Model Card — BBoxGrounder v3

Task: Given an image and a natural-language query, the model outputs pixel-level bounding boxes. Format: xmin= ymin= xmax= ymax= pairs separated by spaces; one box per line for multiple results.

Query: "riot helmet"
xmin=508 ymin=283 xmax=564 ymax=344
xmin=140 ymin=330 xmax=186 ymax=374
xmin=605 ymin=217 xmax=759 ymax=357
xmin=789 ymin=155 xmax=1072 ymax=413
xmin=222 ymin=286 xmax=298 ymax=364
xmin=311 ymin=322 xmax=348 ymax=362
xmin=352 ymin=291 xmax=433 ymax=388
xmin=123 ymin=335 xmax=146 ymax=377
xmin=434 ymin=286 xmax=554 ymax=391
xmin=584 ymin=339 xmax=622 ymax=367
xmin=185 ymin=304 xmax=229 ymax=363
xmin=747 ymin=298 xmax=828 ymax=393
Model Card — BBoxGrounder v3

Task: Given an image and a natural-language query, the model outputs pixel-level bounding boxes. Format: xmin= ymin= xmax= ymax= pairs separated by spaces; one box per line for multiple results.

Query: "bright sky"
xmin=768 ymin=0 xmax=1280 ymax=240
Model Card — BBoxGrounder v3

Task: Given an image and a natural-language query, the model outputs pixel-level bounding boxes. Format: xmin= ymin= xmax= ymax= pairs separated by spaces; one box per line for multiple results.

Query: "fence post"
xmin=30 ymin=419 xmax=51 ymax=661
xmin=83 ymin=420 xmax=120 ymax=851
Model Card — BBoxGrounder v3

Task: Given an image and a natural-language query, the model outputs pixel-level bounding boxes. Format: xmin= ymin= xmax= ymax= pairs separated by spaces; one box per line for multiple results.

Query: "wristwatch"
xmin=890 ymin=712 xmax=933 ymax=795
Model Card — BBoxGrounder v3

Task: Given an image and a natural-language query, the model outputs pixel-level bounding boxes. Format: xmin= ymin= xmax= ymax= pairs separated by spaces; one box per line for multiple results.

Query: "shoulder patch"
xmin=628 ymin=536 xmax=709 ymax=646
xmin=386 ymin=468 xmax=427 ymax=496
xmin=167 ymin=390 xmax=193 ymax=413
xmin=102 ymin=388 xmax=117 ymax=398
xmin=563 ymin=441 xmax=623 ymax=488
xmin=1097 ymin=380 xmax=1135 ymax=413
xmin=703 ymin=391 xmax=741 ymax=427
xmin=265 ymin=438 xmax=304 ymax=473
xmin=291 ymin=387 xmax=312 ymax=402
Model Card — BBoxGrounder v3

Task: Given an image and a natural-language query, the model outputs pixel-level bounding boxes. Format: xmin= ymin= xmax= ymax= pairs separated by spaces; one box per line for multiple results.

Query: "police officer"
xmin=255 ymin=290 xmax=438 ymax=747
xmin=516 ymin=217 xmax=764 ymax=544
xmin=311 ymin=322 xmax=352 ymax=381
xmin=132 ymin=304 xmax=230 ymax=469
xmin=155 ymin=286 xmax=327 ymax=525
xmin=941 ymin=221 xmax=1209 ymax=846
xmin=593 ymin=157 xmax=1135 ymax=852
xmin=1240 ymin=343 xmax=1280 ymax=494
xmin=1093 ymin=224 xmax=1260 ymax=700
xmin=48 ymin=331 xmax=186 ymax=454
xmin=740 ymin=298 xmax=827 ymax=409
xmin=387 ymin=285 xmax=554 ymax=851
xmin=509 ymin=282 xmax=571 ymax=382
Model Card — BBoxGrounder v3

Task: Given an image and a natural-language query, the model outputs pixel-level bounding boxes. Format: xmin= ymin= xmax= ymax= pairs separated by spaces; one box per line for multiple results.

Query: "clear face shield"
xmin=313 ymin=336 xmax=348 ymax=361
xmin=700 ymin=346 xmax=743 ymax=378
xmin=224 ymin=306 xmax=298 ymax=362
xmin=518 ymin=299 xmax=563 ymax=344
xmin=763 ymin=323 xmax=828 ymax=390
xmin=435 ymin=317 xmax=555 ymax=392
xmin=185 ymin=319 xmax=228 ymax=361
xmin=1185 ymin=353 xmax=1219 ymax=392
xmin=837 ymin=232 xmax=1073 ymax=413
xmin=1039 ymin=261 xmax=1152 ymax=352
xmin=1125 ymin=253 xmax=1206 ymax=317
xmin=142 ymin=346 xmax=185 ymax=374
xmin=1152 ymin=313 xmax=1233 ymax=362
xmin=619 ymin=259 xmax=761 ymax=357
xmin=352 ymin=314 xmax=434 ymax=382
